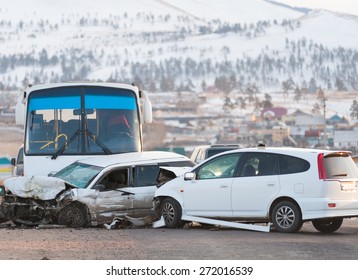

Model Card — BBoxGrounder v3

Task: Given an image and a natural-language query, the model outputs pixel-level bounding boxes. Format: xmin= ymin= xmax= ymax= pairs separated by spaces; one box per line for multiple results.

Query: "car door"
xmin=132 ymin=164 xmax=161 ymax=214
xmin=183 ymin=153 xmax=241 ymax=217
xmin=231 ymin=152 xmax=280 ymax=218
xmin=93 ymin=168 xmax=135 ymax=218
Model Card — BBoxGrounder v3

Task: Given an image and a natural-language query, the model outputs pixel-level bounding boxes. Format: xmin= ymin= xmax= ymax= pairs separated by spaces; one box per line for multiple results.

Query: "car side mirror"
xmin=184 ymin=172 xmax=196 ymax=181
xmin=11 ymin=158 xmax=16 ymax=166
xmin=93 ymin=184 xmax=105 ymax=191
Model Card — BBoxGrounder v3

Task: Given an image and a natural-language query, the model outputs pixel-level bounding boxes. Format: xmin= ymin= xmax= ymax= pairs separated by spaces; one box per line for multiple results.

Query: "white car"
xmin=154 ymin=146 xmax=358 ymax=233
xmin=0 ymin=151 xmax=193 ymax=227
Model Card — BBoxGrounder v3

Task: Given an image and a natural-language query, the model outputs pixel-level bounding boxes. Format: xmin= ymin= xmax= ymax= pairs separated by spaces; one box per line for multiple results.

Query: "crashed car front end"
xmin=0 ymin=176 xmax=77 ymax=226
xmin=0 ymin=165 xmax=190 ymax=228
xmin=0 ymin=189 xmax=58 ymax=226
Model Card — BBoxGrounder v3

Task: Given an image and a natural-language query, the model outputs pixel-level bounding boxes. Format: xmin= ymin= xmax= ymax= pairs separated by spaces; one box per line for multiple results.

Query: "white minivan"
xmin=154 ymin=146 xmax=358 ymax=233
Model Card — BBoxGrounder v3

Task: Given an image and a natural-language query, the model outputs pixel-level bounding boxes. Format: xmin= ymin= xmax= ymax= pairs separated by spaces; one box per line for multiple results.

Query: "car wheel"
xmin=312 ymin=218 xmax=343 ymax=233
xmin=272 ymin=201 xmax=302 ymax=233
xmin=161 ymin=197 xmax=182 ymax=228
xmin=58 ymin=202 xmax=88 ymax=228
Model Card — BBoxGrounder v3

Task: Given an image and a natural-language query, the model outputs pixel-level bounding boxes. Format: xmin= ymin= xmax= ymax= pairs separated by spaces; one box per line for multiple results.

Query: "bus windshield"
xmin=25 ymin=86 xmax=141 ymax=156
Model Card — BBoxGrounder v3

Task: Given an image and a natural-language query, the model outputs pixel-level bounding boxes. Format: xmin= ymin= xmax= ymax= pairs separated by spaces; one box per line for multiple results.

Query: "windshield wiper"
xmin=51 ymin=129 xmax=81 ymax=160
xmin=85 ymin=129 xmax=111 ymax=155
xmin=51 ymin=129 xmax=111 ymax=160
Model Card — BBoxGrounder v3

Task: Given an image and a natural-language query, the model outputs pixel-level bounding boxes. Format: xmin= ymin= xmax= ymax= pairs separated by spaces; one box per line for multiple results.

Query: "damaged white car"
xmin=0 ymin=151 xmax=193 ymax=228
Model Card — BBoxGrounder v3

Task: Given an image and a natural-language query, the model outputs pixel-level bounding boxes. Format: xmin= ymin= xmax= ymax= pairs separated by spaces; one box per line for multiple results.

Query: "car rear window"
xmin=324 ymin=153 xmax=358 ymax=179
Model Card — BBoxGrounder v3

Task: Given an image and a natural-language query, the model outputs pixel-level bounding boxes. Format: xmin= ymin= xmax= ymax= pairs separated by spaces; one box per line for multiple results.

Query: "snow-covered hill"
xmin=0 ymin=0 xmax=304 ymax=23
xmin=0 ymin=0 xmax=356 ymax=93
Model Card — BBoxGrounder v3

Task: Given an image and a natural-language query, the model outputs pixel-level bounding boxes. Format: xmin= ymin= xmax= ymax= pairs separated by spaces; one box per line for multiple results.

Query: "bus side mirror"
xmin=141 ymin=91 xmax=152 ymax=124
xmin=143 ymin=99 xmax=152 ymax=123
xmin=15 ymin=95 xmax=25 ymax=126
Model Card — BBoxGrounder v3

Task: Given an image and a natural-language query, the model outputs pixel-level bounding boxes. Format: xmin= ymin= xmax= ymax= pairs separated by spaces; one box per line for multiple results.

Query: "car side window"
xmin=196 ymin=153 xmax=240 ymax=180
xmin=278 ymin=155 xmax=310 ymax=174
xmin=135 ymin=165 xmax=160 ymax=187
xmin=100 ymin=168 xmax=128 ymax=191
xmin=257 ymin=153 xmax=278 ymax=176
xmin=17 ymin=147 xmax=24 ymax=165
xmin=239 ymin=152 xmax=278 ymax=177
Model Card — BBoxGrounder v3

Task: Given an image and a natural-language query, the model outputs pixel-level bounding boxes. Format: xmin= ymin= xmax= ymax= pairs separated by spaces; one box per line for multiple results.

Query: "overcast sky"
xmin=276 ymin=0 xmax=358 ymax=16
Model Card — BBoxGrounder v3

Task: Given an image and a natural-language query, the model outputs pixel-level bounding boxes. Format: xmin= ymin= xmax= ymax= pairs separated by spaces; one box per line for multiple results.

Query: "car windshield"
xmin=53 ymin=162 xmax=103 ymax=188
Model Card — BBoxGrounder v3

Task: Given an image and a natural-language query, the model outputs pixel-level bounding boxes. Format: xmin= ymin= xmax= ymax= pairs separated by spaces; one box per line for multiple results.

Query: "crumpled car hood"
xmin=4 ymin=176 xmax=74 ymax=200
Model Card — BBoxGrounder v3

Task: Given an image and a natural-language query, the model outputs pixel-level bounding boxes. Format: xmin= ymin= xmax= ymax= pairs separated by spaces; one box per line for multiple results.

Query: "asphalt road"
xmin=1 ymin=218 xmax=358 ymax=260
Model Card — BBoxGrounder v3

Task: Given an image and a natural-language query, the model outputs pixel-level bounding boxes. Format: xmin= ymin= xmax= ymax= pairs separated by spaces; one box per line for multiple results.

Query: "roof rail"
xmin=211 ymin=144 xmax=240 ymax=147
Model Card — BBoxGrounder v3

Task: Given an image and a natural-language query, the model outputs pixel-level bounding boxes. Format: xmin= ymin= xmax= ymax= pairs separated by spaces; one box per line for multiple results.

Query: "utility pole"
xmin=323 ymin=98 xmax=327 ymax=147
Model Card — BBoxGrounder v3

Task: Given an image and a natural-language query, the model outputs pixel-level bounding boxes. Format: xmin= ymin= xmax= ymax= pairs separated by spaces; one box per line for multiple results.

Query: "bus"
xmin=14 ymin=82 xmax=152 ymax=176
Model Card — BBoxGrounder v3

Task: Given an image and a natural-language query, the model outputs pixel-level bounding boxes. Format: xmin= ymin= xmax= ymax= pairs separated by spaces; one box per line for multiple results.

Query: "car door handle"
xmin=267 ymin=183 xmax=275 ymax=187
xmin=220 ymin=185 xmax=229 ymax=188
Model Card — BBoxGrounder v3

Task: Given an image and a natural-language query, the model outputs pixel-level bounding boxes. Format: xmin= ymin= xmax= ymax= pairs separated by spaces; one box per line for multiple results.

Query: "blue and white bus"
xmin=14 ymin=82 xmax=152 ymax=176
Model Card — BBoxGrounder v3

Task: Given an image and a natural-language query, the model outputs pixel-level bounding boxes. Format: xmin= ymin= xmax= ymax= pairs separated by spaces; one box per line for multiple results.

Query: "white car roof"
xmin=75 ymin=151 xmax=191 ymax=168
xmin=221 ymin=146 xmax=349 ymax=156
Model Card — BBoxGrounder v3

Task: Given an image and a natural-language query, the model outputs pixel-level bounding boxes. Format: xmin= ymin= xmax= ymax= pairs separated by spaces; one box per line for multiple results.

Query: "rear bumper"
xmin=300 ymin=198 xmax=358 ymax=220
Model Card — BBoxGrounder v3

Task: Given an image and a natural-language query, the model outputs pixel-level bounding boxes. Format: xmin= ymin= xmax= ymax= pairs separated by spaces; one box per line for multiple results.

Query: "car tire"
xmin=58 ymin=202 xmax=88 ymax=228
xmin=161 ymin=197 xmax=182 ymax=228
xmin=312 ymin=218 xmax=343 ymax=233
xmin=272 ymin=201 xmax=303 ymax=233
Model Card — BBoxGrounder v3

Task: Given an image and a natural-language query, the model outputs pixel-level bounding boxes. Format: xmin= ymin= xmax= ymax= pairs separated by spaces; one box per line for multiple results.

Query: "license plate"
xmin=340 ymin=182 xmax=357 ymax=191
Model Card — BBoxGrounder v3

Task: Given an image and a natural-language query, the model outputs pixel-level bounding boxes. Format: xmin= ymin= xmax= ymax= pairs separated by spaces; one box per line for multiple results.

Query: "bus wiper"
xmin=85 ymin=129 xmax=111 ymax=155
xmin=51 ymin=129 xmax=81 ymax=160
xmin=51 ymin=129 xmax=112 ymax=160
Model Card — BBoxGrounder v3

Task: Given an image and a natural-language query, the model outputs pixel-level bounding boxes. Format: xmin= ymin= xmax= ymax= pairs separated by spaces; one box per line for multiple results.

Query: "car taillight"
xmin=317 ymin=153 xmax=326 ymax=179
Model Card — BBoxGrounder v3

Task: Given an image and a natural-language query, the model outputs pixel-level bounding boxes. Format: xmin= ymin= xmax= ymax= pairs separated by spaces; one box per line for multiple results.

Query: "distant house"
xmin=289 ymin=115 xmax=324 ymax=137
xmin=261 ymin=107 xmax=287 ymax=120
xmin=328 ymin=114 xmax=342 ymax=124
xmin=328 ymin=114 xmax=350 ymax=129
xmin=333 ymin=128 xmax=358 ymax=149
xmin=282 ymin=109 xmax=310 ymax=125
xmin=297 ymin=115 xmax=325 ymax=131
